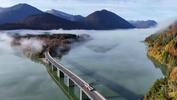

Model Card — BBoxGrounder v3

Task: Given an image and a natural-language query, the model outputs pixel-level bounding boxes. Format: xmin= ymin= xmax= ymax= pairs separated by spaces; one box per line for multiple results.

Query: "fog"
xmin=0 ymin=28 xmax=167 ymax=100
xmin=155 ymin=16 xmax=177 ymax=33
xmin=0 ymin=34 xmax=13 ymax=55
xmin=0 ymin=19 xmax=175 ymax=56
xmin=20 ymin=38 xmax=45 ymax=53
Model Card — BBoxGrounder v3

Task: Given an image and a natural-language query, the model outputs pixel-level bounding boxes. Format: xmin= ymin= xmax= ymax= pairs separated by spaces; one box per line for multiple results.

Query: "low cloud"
xmin=20 ymin=38 xmax=45 ymax=53
xmin=155 ymin=16 xmax=177 ymax=31
xmin=0 ymin=32 xmax=45 ymax=56
xmin=0 ymin=34 xmax=13 ymax=55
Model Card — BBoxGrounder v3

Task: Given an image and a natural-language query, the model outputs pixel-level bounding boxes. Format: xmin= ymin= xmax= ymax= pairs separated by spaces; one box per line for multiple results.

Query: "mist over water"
xmin=0 ymin=28 xmax=167 ymax=100
xmin=55 ymin=28 xmax=166 ymax=99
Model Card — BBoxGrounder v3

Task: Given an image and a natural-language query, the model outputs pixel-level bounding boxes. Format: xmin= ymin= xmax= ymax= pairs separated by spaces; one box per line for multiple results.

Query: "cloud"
xmin=20 ymin=38 xmax=45 ymax=53
xmin=0 ymin=34 xmax=14 ymax=55
xmin=155 ymin=16 xmax=177 ymax=31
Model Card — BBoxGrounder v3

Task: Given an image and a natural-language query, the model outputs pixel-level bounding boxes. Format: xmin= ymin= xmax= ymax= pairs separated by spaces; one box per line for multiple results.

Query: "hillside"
xmin=0 ymin=7 xmax=6 ymax=12
xmin=46 ymin=9 xmax=83 ymax=21
xmin=0 ymin=3 xmax=43 ymax=24
xmin=144 ymin=19 xmax=177 ymax=100
xmin=0 ymin=13 xmax=87 ymax=30
xmin=77 ymin=9 xmax=135 ymax=30
xmin=0 ymin=8 xmax=136 ymax=30
xmin=128 ymin=20 xmax=157 ymax=28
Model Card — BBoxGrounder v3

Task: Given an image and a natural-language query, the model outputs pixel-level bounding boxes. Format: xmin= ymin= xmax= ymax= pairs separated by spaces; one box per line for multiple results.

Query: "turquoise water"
xmin=0 ymin=29 xmax=167 ymax=100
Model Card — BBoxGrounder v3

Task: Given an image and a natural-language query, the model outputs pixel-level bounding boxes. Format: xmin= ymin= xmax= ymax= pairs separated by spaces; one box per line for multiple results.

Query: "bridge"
xmin=45 ymin=49 xmax=106 ymax=100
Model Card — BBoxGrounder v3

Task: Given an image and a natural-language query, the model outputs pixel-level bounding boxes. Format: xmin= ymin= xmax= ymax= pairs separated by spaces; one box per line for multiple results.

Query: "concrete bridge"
xmin=45 ymin=49 xmax=106 ymax=100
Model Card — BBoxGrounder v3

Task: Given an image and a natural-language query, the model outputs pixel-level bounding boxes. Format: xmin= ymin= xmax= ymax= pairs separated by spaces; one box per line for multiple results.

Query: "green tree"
xmin=158 ymin=85 xmax=167 ymax=100
xmin=173 ymin=91 xmax=177 ymax=100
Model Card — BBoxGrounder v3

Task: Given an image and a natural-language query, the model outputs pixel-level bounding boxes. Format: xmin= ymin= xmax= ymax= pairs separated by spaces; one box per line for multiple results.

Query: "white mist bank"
xmin=155 ymin=16 xmax=177 ymax=31
xmin=0 ymin=33 xmax=45 ymax=55
xmin=0 ymin=34 xmax=13 ymax=55
xmin=20 ymin=38 xmax=45 ymax=53
xmin=0 ymin=26 xmax=167 ymax=56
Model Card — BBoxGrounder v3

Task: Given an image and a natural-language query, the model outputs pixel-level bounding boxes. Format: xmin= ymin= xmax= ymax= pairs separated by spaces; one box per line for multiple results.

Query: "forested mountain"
xmin=144 ymin=19 xmax=177 ymax=100
xmin=0 ymin=9 xmax=135 ymax=30
xmin=0 ymin=3 xmax=43 ymax=24
xmin=46 ymin=9 xmax=83 ymax=21
xmin=0 ymin=7 xmax=6 ymax=12
xmin=0 ymin=13 xmax=88 ymax=30
xmin=128 ymin=20 xmax=157 ymax=28
xmin=77 ymin=9 xmax=135 ymax=30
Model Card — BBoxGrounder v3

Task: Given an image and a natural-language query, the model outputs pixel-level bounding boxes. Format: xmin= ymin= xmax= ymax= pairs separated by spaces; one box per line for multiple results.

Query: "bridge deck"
xmin=45 ymin=49 xmax=106 ymax=100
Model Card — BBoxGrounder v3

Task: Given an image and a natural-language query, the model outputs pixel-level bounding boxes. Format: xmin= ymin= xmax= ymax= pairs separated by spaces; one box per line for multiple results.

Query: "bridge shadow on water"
xmin=63 ymin=58 xmax=143 ymax=100
xmin=46 ymin=64 xmax=80 ymax=100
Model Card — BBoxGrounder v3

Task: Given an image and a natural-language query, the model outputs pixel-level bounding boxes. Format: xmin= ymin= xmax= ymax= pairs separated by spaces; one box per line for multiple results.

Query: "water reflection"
xmin=87 ymin=44 xmax=119 ymax=53
xmin=63 ymin=57 xmax=143 ymax=100
xmin=27 ymin=57 xmax=80 ymax=100
xmin=46 ymin=64 xmax=79 ymax=100
xmin=147 ymin=55 xmax=168 ymax=76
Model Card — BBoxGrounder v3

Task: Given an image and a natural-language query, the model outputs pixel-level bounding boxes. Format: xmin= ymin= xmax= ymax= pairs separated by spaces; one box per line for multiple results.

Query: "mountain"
xmin=77 ymin=9 xmax=135 ymax=30
xmin=70 ymin=15 xmax=83 ymax=21
xmin=128 ymin=20 xmax=157 ymax=28
xmin=144 ymin=19 xmax=177 ymax=99
xmin=0 ymin=13 xmax=88 ymax=30
xmin=0 ymin=9 xmax=135 ymax=30
xmin=0 ymin=3 xmax=43 ymax=24
xmin=0 ymin=7 xmax=6 ymax=12
xmin=46 ymin=9 xmax=84 ymax=21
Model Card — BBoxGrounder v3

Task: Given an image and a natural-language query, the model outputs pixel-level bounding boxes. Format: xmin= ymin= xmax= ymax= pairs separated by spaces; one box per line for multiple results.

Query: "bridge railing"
xmin=45 ymin=49 xmax=106 ymax=100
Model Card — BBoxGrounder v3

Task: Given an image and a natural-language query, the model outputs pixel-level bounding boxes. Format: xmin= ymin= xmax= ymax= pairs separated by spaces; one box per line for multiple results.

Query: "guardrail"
xmin=45 ymin=49 xmax=106 ymax=100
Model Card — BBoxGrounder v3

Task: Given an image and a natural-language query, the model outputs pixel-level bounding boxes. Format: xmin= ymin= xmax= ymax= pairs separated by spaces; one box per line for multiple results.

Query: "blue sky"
xmin=0 ymin=0 xmax=177 ymax=22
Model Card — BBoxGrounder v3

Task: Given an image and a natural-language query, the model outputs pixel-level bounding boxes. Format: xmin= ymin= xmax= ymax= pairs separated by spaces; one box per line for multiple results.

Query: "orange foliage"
xmin=154 ymin=42 xmax=162 ymax=49
xmin=169 ymin=67 xmax=177 ymax=81
xmin=166 ymin=28 xmax=177 ymax=37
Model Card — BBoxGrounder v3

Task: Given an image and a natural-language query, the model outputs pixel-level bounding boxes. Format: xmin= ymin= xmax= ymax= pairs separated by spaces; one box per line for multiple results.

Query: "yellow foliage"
xmin=154 ymin=42 xmax=162 ymax=49
xmin=169 ymin=67 xmax=177 ymax=81
xmin=169 ymin=40 xmax=174 ymax=48
xmin=168 ymin=92 xmax=174 ymax=99
xmin=165 ymin=44 xmax=169 ymax=51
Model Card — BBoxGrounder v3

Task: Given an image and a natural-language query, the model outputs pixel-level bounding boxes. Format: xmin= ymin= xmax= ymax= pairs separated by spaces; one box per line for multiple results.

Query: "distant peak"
xmin=51 ymin=9 xmax=55 ymax=11
xmin=95 ymin=9 xmax=113 ymax=14
xmin=19 ymin=3 xmax=28 ymax=5
xmin=101 ymin=9 xmax=108 ymax=12
xmin=17 ymin=3 xmax=30 ymax=6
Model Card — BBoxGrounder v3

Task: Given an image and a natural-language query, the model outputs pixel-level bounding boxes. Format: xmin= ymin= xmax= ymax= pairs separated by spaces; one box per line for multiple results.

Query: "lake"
xmin=0 ymin=29 xmax=167 ymax=100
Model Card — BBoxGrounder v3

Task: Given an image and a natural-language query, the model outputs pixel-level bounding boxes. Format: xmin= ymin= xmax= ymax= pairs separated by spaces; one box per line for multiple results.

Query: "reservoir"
xmin=0 ymin=29 xmax=167 ymax=100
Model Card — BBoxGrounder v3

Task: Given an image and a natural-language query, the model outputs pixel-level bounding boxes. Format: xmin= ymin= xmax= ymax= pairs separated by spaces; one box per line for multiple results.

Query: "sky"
xmin=0 ymin=0 xmax=177 ymax=22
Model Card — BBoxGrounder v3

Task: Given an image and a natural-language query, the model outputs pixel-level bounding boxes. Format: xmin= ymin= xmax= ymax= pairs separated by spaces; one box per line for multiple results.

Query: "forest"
xmin=11 ymin=33 xmax=89 ymax=58
xmin=144 ymin=20 xmax=177 ymax=99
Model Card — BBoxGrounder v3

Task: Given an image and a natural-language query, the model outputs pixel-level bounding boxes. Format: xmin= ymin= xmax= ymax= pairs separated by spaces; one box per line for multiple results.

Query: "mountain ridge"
xmin=0 ymin=4 xmax=135 ymax=30
xmin=0 ymin=7 xmax=6 ymax=12
xmin=77 ymin=9 xmax=135 ymax=30
xmin=46 ymin=9 xmax=84 ymax=21
xmin=0 ymin=13 xmax=88 ymax=30
xmin=0 ymin=3 xmax=43 ymax=24
xmin=128 ymin=20 xmax=157 ymax=28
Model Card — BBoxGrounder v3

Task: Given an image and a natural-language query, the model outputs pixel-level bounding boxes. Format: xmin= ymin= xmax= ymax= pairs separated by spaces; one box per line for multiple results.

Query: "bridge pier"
xmin=48 ymin=61 xmax=52 ymax=66
xmin=67 ymin=77 xmax=74 ymax=87
xmin=45 ymin=50 xmax=106 ymax=100
xmin=52 ymin=65 xmax=57 ymax=71
xmin=57 ymin=69 xmax=64 ymax=77
xmin=80 ymin=89 xmax=89 ymax=100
